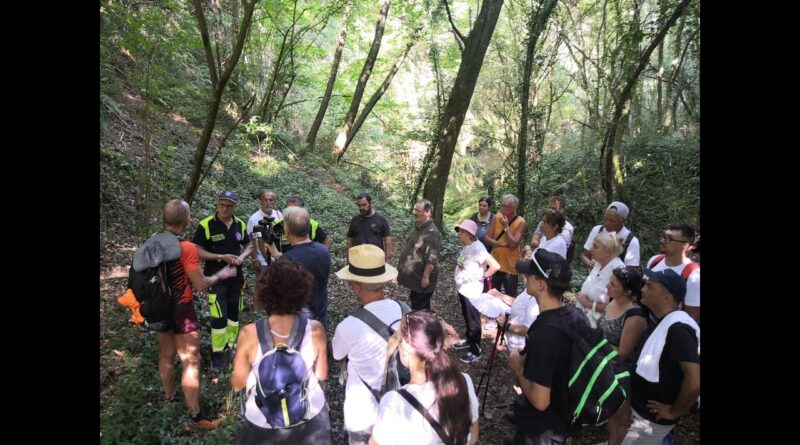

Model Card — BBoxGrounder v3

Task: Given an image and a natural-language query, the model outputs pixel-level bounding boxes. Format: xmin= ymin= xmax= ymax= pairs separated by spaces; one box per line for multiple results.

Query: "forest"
xmin=100 ymin=0 xmax=699 ymax=443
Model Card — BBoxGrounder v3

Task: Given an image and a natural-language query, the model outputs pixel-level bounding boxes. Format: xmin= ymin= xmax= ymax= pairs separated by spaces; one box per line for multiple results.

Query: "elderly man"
xmin=484 ymin=194 xmax=527 ymax=295
xmin=331 ymin=244 xmax=405 ymax=445
xmin=580 ymin=201 xmax=640 ymax=272
xmin=266 ymin=206 xmax=332 ymax=330
xmin=192 ymin=191 xmax=253 ymax=373
xmin=346 ymin=192 xmax=392 ymax=261
xmin=246 ymin=189 xmax=283 ymax=272
xmin=622 ymin=269 xmax=700 ymax=445
xmin=397 ymin=199 xmax=442 ymax=310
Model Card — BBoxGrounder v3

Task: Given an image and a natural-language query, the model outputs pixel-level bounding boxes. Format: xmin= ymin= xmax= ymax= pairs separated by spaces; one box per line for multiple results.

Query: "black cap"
xmin=516 ymin=248 xmax=572 ymax=286
xmin=643 ymin=268 xmax=687 ymax=303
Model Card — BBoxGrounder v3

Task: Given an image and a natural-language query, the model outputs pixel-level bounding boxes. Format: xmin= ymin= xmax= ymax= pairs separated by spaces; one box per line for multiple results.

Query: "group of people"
xmin=141 ymin=189 xmax=700 ymax=445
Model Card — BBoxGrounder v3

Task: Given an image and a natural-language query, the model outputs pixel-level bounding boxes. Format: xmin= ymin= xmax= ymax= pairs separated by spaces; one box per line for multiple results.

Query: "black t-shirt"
xmin=517 ymin=306 xmax=573 ymax=435
xmin=347 ymin=212 xmax=391 ymax=250
xmin=191 ymin=213 xmax=250 ymax=281
xmin=630 ymin=321 xmax=700 ymax=425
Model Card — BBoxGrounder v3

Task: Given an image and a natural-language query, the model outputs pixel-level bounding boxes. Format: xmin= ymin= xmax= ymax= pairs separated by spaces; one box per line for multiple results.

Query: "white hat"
xmin=336 ymin=244 xmax=398 ymax=283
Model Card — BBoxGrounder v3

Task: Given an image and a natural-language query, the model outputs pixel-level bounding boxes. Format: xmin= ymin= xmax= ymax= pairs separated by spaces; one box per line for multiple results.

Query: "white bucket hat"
xmin=335 ymin=244 xmax=398 ymax=283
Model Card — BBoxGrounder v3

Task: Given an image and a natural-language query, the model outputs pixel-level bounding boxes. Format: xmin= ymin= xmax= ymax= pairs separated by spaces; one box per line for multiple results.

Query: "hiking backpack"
xmin=351 ymin=300 xmax=412 ymax=401
xmin=253 ymin=314 xmax=311 ymax=427
xmin=539 ymin=305 xmax=628 ymax=430
xmin=127 ymin=232 xmax=182 ymax=331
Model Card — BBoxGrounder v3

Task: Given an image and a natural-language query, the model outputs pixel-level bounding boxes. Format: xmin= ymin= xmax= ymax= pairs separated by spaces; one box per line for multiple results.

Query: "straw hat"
xmin=335 ymin=244 xmax=398 ymax=283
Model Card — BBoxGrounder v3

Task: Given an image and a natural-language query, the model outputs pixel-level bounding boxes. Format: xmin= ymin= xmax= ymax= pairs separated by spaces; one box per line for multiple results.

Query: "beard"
xmin=360 ymin=208 xmax=371 ymax=216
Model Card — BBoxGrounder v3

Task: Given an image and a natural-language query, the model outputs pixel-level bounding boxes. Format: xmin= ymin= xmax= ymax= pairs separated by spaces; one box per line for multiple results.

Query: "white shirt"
xmin=539 ymin=235 xmax=567 ymax=260
xmin=534 ymin=220 xmax=574 ymax=248
xmin=583 ymin=224 xmax=641 ymax=267
xmin=506 ymin=290 xmax=540 ymax=351
xmin=580 ymin=257 xmax=626 ymax=305
xmin=247 ymin=209 xmax=283 ymax=266
xmin=331 ymin=299 xmax=405 ymax=432
xmin=646 ymin=255 xmax=701 ymax=308
xmin=454 ymin=241 xmax=492 ymax=299
xmin=372 ymin=373 xmax=479 ymax=445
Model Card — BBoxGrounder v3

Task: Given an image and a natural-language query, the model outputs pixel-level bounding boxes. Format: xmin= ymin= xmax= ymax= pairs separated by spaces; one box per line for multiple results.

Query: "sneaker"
xmin=452 ymin=339 xmax=471 ymax=350
xmin=188 ymin=412 xmax=218 ymax=430
xmin=483 ymin=319 xmax=498 ymax=331
xmin=460 ymin=351 xmax=482 ymax=363
xmin=211 ymin=351 xmax=227 ymax=373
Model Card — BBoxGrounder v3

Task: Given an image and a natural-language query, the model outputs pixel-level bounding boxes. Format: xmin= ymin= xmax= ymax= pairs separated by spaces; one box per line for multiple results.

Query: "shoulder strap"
xmin=681 ymin=262 xmax=699 ymax=280
xmin=255 ymin=317 xmax=275 ymax=353
xmin=397 ymin=389 xmax=449 ymax=444
xmin=649 ymin=254 xmax=666 ymax=269
xmin=496 ymin=215 xmax=519 ymax=241
xmin=619 ymin=230 xmax=635 ymax=259
xmin=287 ymin=313 xmax=308 ymax=350
xmin=352 ymin=307 xmax=394 ymax=341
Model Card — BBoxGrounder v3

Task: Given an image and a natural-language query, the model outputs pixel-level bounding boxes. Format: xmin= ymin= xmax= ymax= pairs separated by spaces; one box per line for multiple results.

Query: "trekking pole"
xmin=476 ymin=313 xmax=510 ymax=417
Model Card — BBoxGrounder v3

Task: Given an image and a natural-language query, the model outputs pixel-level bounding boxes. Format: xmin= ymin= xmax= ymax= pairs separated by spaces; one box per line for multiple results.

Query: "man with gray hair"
xmin=580 ymin=201 xmax=640 ymax=272
xmin=485 ymin=194 xmax=527 ymax=295
xmin=266 ymin=206 xmax=332 ymax=329
xmin=332 ymin=244 xmax=406 ymax=444
xmin=397 ymin=199 xmax=442 ymax=310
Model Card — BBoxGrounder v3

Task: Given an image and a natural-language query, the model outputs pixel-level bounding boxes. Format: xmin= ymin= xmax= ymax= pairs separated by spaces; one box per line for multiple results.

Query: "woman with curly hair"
xmin=231 ymin=260 xmax=330 ymax=444
xmin=370 ymin=311 xmax=479 ymax=445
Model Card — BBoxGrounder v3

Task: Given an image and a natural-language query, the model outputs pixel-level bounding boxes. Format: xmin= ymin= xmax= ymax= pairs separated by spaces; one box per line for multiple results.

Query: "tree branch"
xmin=443 ymin=0 xmax=466 ymax=51
xmin=191 ymin=0 xmax=219 ymax=86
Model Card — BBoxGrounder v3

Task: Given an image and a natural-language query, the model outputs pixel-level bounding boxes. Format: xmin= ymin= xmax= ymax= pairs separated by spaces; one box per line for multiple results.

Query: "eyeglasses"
xmin=530 ymin=248 xmax=550 ymax=278
xmin=218 ymin=203 xmax=235 ymax=209
xmin=661 ymin=234 xmax=688 ymax=244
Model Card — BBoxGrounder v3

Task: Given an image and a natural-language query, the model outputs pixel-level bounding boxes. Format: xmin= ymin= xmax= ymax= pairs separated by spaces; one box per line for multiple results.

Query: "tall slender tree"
xmin=422 ymin=0 xmax=504 ymax=229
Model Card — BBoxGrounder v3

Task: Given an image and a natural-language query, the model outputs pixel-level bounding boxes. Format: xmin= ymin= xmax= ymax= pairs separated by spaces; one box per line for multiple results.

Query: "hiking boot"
xmin=460 ymin=351 xmax=482 ymax=363
xmin=188 ymin=412 xmax=218 ymax=430
xmin=211 ymin=351 xmax=227 ymax=373
xmin=452 ymin=339 xmax=471 ymax=350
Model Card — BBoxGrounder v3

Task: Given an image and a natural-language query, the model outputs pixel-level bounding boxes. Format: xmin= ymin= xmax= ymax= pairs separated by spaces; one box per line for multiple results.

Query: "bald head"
xmin=283 ymin=206 xmax=311 ymax=237
xmin=163 ymin=199 xmax=190 ymax=227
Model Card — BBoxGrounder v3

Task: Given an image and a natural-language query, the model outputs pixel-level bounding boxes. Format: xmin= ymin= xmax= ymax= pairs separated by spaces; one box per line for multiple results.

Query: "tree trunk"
xmin=422 ymin=0 xmax=504 ymax=229
xmin=306 ymin=0 xmax=353 ymax=149
xmin=332 ymin=0 xmax=391 ymax=161
xmin=342 ymin=27 xmax=423 ymax=155
xmin=516 ymin=0 xmax=558 ymax=217
xmin=185 ymin=0 xmax=257 ymax=205
xmin=600 ymin=0 xmax=693 ymax=202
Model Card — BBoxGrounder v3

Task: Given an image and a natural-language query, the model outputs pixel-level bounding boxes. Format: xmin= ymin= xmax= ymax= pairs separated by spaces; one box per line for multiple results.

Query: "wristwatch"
xmin=503 ymin=227 xmax=509 ymax=233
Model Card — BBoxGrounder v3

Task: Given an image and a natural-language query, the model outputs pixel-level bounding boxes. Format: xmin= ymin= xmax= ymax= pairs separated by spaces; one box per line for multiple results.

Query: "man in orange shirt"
xmin=484 ymin=194 xmax=527 ymax=296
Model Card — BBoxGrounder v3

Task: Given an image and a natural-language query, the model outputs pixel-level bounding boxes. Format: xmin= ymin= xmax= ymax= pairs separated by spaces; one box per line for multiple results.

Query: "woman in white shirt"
xmin=370 ymin=311 xmax=479 ymax=445
xmin=538 ymin=209 xmax=567 ymax=259
xmin=574 ymin=231 xmax=626 ymax=327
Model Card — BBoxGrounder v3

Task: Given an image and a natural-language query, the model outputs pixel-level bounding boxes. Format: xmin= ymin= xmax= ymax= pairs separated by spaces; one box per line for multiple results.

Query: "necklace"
xmin=270 ymin=329 xmax=290 ymax=339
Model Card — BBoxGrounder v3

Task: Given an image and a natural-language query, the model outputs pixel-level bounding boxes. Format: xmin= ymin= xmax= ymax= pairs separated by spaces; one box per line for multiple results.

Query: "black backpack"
xmin=539 ymin=305 xmax=627 ymax=430
xmin=127 ymin=232 xmax=182 ymax=331
xmin=253 ymin=314 xmax=311 ymax=427
xmin=351 ymin=300 xmax=412 ymax=401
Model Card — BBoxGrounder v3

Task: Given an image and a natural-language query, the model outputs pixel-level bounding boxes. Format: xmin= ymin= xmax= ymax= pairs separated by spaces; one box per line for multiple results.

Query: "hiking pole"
xmin=476 ymin=313 xmax=510 ymax=417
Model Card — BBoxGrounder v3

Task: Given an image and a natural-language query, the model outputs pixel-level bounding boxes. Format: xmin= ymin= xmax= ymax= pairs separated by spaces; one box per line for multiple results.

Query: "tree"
xmin=306 ymin=0 xmax=354 ymax=149
xmin=422 ymin=0 xmax=505 ymax=229
xmin=599 ymin=0 xmax=694 ymax=201
xmin=185 ymin=0 xmax=258 ymax=205
xmin=331 ymin=0 xmax=392 ymax=161
xmin=516 ymin=0 xmax=558 ymax=216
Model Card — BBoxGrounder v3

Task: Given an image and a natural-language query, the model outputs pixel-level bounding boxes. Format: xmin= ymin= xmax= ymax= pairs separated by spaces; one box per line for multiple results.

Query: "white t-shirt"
xmin=371 ymin=373 xmax=480 ymax=445
xmin=534 ymin=220 xmax=574 ymax=248
xmin=506 ymin=290 xmax=540 ymax=351
xmin=580 ymin=257 xmax=626 ymax=305
xmin=583 ymin=225 xmax=640 ymax=267
xmin=331 ymin=299 xmax=405 ymax=432
xmin=247 ymin=209 xmax=283 ymax=266
xmin=243 ymin=319 xmax=325 ymax=427
xmin=646 ymin=255 xmax=701 ymax=307
xmin=539 ymin=235 xmax=567 ymax=260
xmin=454 ymin=241 xmax=492 ymax=298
